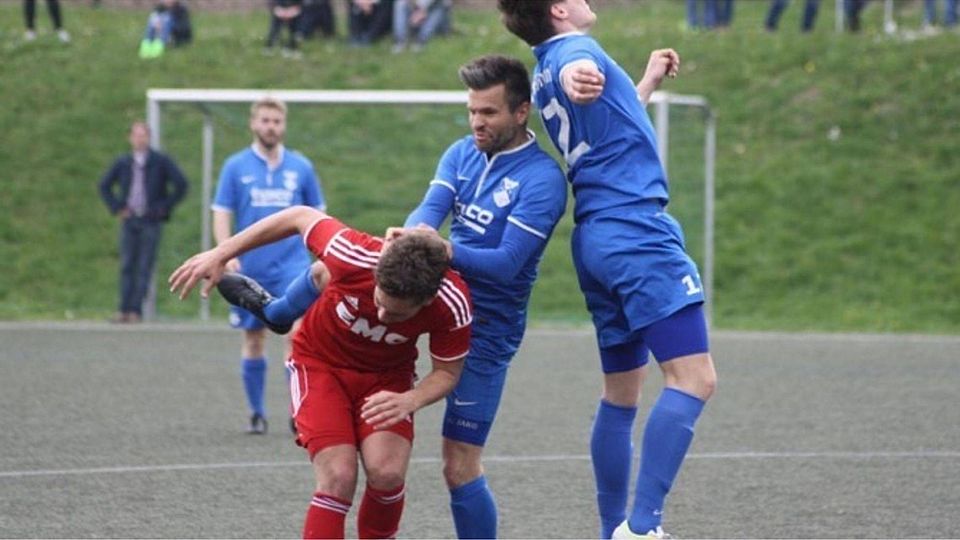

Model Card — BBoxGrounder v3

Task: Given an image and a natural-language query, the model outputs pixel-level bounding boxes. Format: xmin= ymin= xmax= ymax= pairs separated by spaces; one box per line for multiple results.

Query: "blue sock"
xmin=629 ymin=388 xmax=705 ymax=533
xmin=241 ymin=357 xmax=267 ymax=417
xmin=591 ymin=400 xmax=638 ymax=539
xmin=264 ymin=266 xmax=319 ymax=325
xmin=450 ymin=475 xmax=497 ymax=539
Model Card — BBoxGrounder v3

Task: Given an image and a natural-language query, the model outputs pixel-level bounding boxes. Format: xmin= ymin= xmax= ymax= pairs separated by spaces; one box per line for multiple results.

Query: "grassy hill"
xmin=1 ymin=1 xmax=958 ymax=333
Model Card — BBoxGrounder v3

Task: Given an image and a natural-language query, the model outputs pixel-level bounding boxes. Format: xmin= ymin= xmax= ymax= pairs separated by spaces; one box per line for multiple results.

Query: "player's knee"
xmin=314 ymin=461 xmax=357 ymax=499
xmin=442 ymin=453 xmax=482 ymax=488
xmin=364 ymin=461 xmax=406 ymax=491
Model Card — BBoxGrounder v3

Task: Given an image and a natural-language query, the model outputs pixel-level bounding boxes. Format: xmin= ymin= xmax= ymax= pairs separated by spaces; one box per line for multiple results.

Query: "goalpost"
xmin=146 ymin=88 xmax=716 ymax=322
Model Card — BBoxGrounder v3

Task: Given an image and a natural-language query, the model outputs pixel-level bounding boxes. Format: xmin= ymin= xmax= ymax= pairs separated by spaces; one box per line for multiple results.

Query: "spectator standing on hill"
xmin=212 ymin=98 xmax=326 ymax=435
xmin=497 ymin=1 xmax=717 ymax=538
xmin=845 ymin=0 xmax=869 ymax=31
xmin=266 ymin=0 xmax=304 ymax=57
xmin=23 ymin=0 xmax=70 ymax=42
xmin=299 ymin=0 xmax=337 ymax=39
xmin=168 ymin=207 xmax=472 ymax=540
xmin=715 ymin=0 xmax=734 ymax=28
xmin=98 ymin=121 xmax=188 ymax=324
xmin=685 ymin=0 xmax=715 ymax=30
xmin=139 ymin=0 xmax=192 ymax=59
xmin=923 ymin=0 xmax=958 ymax=29
xmin=391 ymin=0 xmax=451 ymax=53
xmin=765 ymin=0 xmax=821 ymax=32
xmin=348 ymin=0 xmax=394 ymax=46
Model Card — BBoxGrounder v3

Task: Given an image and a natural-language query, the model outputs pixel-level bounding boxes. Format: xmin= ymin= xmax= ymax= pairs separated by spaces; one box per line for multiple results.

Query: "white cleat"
xmin=57 ymin=29 xmax=71 ymax=43
xmin=612 ymin=521 xmax=672 ymax=539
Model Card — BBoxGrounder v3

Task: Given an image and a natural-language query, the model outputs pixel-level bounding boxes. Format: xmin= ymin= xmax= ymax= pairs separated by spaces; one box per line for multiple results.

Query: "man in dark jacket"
xmin=99 ymin=121 xmax=187 ymax=323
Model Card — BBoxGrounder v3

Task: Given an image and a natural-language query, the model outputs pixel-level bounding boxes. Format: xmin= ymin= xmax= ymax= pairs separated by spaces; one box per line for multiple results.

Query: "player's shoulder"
xmin=222 ymin=147 xmax=254 ymax=168
xmin=284 ymin=148 xmax=315 ymax=169
xmin=445 ymin=135 xmax=475 ymax=157
xmin=319 ymin=224 xmax=383 ymax=270
xmin=432 ymin=270 xmax=472 ymax=329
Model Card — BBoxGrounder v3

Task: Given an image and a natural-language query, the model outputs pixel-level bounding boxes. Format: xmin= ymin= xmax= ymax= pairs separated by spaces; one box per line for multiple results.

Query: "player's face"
xmin=250 ymin=107 xmax=286 ymax=150
xmin=373 ymin=286 xmax=427 ymax=324
xmin=555 ymin=0 xmax=596 ymax=31
xmin=467 ymin=84 xmax=529 ymax=155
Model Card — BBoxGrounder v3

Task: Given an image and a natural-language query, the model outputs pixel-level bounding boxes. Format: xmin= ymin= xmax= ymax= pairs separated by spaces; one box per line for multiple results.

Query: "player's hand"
xmin=641 ymin=48 xmax=680 ymax=86
xmin=361 ymin=390 xmax=416 ymax=430
xmin=563 ymin=63 xmax=605 ymax=105
xmin=225 ymin=257 xmax=241 ymax=273
xmin=167 ymin=250 xmax=227 ymax=300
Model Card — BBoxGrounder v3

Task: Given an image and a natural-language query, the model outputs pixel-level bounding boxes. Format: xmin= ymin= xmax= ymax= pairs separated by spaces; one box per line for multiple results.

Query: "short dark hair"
xmin=458 ymin=55 xmax=531 ymax=113
xmin=375 ymin=233 xmax=450 ymax=305
xmin=497 ymin=0 xmax=563 ymax=47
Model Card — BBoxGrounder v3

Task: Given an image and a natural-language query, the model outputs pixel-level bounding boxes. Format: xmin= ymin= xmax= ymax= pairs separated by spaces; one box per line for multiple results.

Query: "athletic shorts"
xmin=228 ymin=274 xmax=296 ymax=331
xmin=286 ymin=356 xmax=416 ymax=460
xmin=572 ymin=203 xmax=705 ymax=350
xmin=442 ymin=354 xmax=511 ymax=447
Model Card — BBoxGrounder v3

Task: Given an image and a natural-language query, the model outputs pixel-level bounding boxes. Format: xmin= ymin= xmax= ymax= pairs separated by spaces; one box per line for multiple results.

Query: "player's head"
xmin=373 ymin=231 xmax=450 ymax=324
xmin=128 ymin=121 xmax=151 ymax=152
xmin=497 ymin=0 xmax=596 ymax=46
xmin=249 ymin=97 xmax=287 ymax=151
xmin=459 ymin=55 xmax=532 ymax=155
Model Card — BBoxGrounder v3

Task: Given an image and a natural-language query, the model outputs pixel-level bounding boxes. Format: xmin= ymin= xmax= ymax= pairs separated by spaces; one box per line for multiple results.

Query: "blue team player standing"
xmin=497 ymin=1 xmax=718 ymax=539
xmin=212 ymin=97 xmax=326 ymax=434
xmin=399 ymin=55 xmax=566 ymax=539
xmin=214 ymin=55 xmax=566 ymax=539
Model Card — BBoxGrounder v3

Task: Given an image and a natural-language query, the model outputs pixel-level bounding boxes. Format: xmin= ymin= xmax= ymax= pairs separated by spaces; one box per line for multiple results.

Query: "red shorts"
xmin=286 ymin=355 xmax=416 ymax=460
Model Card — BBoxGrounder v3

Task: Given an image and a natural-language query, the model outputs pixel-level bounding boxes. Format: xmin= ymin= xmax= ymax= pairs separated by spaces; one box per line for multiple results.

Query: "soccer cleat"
xmin=217 ymin=273 xmax=292 ymax=335
xmin=248 ymin=413 xmax=268 ymax=435
xmin=612 ymin=522 xmax=672 ymax=540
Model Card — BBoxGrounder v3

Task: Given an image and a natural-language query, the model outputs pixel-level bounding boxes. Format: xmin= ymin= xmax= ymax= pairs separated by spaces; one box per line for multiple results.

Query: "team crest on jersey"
xmin=283 ymin=170 xmax=299 ymax=191
xmin=492 ymin=177 xmax=519 ymax=208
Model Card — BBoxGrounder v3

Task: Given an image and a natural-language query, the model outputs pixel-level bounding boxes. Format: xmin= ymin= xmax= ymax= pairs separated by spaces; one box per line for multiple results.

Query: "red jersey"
xmin=292 ymin=216 xmax=472 ymax=373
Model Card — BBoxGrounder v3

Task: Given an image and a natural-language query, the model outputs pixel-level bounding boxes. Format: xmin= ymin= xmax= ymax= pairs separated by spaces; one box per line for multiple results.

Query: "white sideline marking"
xmin=2 ymin=450 xmax=958 ymax=479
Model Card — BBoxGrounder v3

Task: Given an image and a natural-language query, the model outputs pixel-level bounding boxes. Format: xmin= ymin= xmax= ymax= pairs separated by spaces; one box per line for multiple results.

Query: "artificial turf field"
xmin=1 ymin=323 xmax=958 ymax=538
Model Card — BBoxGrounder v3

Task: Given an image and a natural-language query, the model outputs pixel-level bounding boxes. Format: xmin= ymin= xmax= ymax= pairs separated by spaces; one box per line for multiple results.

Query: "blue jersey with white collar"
xmin=410 ymin=133 xmax=566 ymax=360
xmin=532 ymin=32 xmax=669 ymax=223
xmin=213 ymin=145 xmax=325 ymax=283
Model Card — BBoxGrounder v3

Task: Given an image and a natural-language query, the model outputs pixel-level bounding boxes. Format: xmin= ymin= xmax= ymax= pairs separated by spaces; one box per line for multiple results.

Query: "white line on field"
xmin=2 ymin=450 xmax=958 ymax=479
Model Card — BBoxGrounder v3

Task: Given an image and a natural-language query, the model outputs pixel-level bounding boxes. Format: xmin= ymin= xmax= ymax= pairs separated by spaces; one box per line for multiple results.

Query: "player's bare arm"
xmin=360 ymin=357 xmax=464 ymax=430
xmin=169 ymin=205 xmax=328 ymax=300
xmin=561 ymin=59 xmax=606 ymax=105
xmin=636 ymin=48 xmax=680 ymax=105
xmin=212 ymin=210 xmax=241 ymax=273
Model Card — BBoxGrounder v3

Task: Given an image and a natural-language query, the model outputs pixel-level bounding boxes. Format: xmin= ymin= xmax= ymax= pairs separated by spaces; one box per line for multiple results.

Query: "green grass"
xmin=1 ymin=1 xmax=958 ymax=333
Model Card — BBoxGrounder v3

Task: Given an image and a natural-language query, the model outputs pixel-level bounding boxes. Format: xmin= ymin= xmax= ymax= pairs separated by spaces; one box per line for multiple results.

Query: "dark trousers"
xmin=266 ymin=15 xmax=302 ymax=48
xmin=347 ymin=0 xmax=393 ymax=44
xmin=766 ymin=0 xmax=820 ymax=31
xmin=118 ymin=217 xmax=162 ymax=315
xmin=24 ymin=0 xmax=63 ymax=30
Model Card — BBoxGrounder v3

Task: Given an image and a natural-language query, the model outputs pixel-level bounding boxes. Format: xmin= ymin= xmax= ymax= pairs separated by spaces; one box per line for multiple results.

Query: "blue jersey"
xmin=532 ymin=32 xmax=669 ymax=223
xmin=213 ymin=145 xmax=325 ymax=284
xmin=414 ymin=133 xmax=566 ymax=360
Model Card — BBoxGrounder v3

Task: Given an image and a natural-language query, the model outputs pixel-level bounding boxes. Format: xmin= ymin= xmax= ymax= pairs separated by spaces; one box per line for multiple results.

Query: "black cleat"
xmin=217 ymin=272 xmax=292 ymax=335
xmin=247 ymin=413 xmax=268 ymax=435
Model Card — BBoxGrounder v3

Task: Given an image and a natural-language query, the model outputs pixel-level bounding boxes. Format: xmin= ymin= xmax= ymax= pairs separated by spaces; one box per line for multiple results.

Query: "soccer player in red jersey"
xmin=169 ymin=205 xmax=472 ymax=539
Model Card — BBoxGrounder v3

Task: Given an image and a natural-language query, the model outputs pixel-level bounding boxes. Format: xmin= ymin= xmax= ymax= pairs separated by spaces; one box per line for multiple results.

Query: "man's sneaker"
xmin=247 ymin=413 xmax=268 ymax=435
xmin=24 ymin=30 xmax=37 ymax=41
xmin=612 ymin=522 xmax=671 ymax=539
xmin=57 ymin=29 xmax=71 ymax=43
xmin=217 ymin=273 xmax=292 ymax=334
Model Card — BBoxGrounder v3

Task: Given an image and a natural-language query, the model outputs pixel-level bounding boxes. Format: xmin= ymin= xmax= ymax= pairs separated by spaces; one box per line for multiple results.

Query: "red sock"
xmin=357 ymin=483 xmax=405 ymax=539
xmin=303 ymin=492 xmax=351 ymax=539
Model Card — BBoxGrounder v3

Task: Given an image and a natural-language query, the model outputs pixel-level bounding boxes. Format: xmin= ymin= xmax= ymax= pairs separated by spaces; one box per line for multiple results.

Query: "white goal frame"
xmin=146 ymin=88 xmax=716 ymax=322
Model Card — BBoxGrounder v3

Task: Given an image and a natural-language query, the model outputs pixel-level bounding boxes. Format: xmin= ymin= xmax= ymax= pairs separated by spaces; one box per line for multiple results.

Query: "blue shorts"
xmin=572 ymin=204 xmax=705 ymax=350
xmin=227 ymin=273 xmax=298 ymax=331
xmin=599 ymin=302 xmax=709 ymax=373
xmin=442 ymin=354 xmax=511 ymax=447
